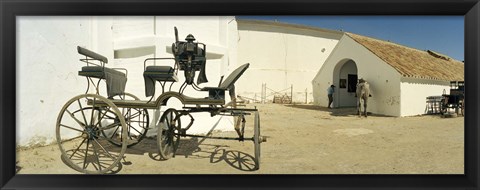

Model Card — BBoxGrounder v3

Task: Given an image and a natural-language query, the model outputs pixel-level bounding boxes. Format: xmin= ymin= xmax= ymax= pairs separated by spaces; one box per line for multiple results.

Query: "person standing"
xmin=327 ymin=84 xmax=335 ymax=108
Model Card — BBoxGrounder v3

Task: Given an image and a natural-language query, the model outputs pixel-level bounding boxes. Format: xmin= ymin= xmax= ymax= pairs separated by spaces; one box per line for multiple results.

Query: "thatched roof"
xmin=346 ymin=33 xmax=464 ymax=81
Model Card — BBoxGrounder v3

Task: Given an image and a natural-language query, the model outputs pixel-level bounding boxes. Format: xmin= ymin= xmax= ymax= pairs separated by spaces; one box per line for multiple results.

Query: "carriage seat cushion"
xmin=79 ymin=66 xmax=125 ymax=78
xmin=78 ymin=66 xmax=127 ymax=98
xmin=143 ymin=66 xmax=178 ymax=82
xmin=143 ymin=66 xmax=178 ymax=97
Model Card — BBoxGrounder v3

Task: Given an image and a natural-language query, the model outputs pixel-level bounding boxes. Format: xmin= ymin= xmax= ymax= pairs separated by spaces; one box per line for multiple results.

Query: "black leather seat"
xmin=143 ymin=66 xmax=178 ymax=82
xmin=78 ymin=66 xmax=126 ymax=79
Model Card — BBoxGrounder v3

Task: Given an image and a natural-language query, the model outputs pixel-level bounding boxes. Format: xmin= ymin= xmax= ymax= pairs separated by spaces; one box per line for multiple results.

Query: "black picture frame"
xmin=1 ymin=0 xmax=479 ymax=189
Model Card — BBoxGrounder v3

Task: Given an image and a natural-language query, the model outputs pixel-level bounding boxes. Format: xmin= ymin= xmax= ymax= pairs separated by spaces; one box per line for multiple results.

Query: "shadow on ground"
xmin=284 ymin=104 xmax=388 ymax=117
xmin=145 ymin=137 xmax=258 ymax=172
xmin=60 ymin=136 xmax=258 ymax=173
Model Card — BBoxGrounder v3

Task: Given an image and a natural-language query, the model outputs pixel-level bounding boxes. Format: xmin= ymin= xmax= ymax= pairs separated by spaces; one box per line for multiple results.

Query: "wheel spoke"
xmin=91 ymin=140 xmax=103 ymax=171
xmin=90 ymin=97 xmax=97 ymax=126
xmin=126 ymin=111 xmax=141 ymax=119
xmin=129 ymin=124 xmax=143 ymax=135
xmin=244 ymin=159 xmax=256 ymax=167
xmin=83 ymin=139 xmax=90 ymax=169
xmin=166 ymin=116 xmax=171 ymax=127
xmin=94 ymin=107 xmax=112 ymax=127
xmin=60 ymin=124 xmax=85 ymax=133
xmin=66 ymin=110 xmax=86 ymax=129
xmin=92 ymin=138 xmax=117 ymax=161
xmin=109 ymin=126 xmax=121 ymax=140
xmin=69 ymin=137 xmax=87 ymax=159
xmin=77 ymin=100 xmax=89 ymax=127
xmin=99 ymin=122 xmax=122 ymax=131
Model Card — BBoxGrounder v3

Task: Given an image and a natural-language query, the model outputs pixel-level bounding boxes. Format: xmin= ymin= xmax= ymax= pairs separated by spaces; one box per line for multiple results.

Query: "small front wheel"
xmin=157 ymin=108 xmax=181 ymax=160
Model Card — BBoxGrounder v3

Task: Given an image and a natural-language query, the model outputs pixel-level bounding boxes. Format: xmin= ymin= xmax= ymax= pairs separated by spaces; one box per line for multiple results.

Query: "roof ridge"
xmin=345 ymin=32 xmax=464 ymax=81
xmin=345 ymin=32 xmax=429 ymax=55
xmin=345 ymin=32 xmax=463 ymax=63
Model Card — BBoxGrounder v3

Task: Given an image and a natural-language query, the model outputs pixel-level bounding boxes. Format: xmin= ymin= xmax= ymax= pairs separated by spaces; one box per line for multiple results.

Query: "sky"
xmin=237 ymin=16 xmax=464 ymax=62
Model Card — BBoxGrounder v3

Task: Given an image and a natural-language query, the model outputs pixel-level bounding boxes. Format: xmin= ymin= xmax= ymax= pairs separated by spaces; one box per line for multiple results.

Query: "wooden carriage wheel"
xmin=56 ymin=94 xmax=127 ymax=174
xmin=157 ymin=108 xmax=181 ymax=160
xmin=101 ymin=93 xmax=149 ymax=147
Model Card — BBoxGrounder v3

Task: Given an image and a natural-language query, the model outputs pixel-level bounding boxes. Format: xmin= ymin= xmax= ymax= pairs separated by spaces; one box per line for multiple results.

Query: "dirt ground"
xmin=16 ymin=103 xmax=464 ymax=174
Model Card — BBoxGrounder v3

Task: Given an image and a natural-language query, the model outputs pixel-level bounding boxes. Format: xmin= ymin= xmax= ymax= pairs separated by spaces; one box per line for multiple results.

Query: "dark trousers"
xmin=328 ymin=94 xmax=333 ymax=108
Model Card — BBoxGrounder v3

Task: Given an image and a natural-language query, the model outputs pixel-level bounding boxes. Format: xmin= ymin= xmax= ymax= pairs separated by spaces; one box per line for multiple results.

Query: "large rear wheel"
xmin=56 ymin=94 xmax=127 ymax=174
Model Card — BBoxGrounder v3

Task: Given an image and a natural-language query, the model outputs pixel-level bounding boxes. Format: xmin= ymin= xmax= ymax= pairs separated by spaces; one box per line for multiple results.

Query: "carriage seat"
xmin=143 ymin=66 xmax=178 ymax=82
xmin=143 ymin=65 xmax=179 ymax=97
xmin=78 ymin=66 xmax=127 ymax=98
xmin=79 ymin=66 xmax=125 ymax=79
xmin=201 ymin=63 xmax=250 ymax=100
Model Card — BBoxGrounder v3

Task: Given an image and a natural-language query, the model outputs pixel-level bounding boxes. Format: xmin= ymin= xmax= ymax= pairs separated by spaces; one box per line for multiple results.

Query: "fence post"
xmin=260 ymin=83 xmax=263 ymax=104
xmin=290 ymin=84 xmax=293 ymax=104
xmin=261 ymin=83 xmax=266 ymax=104
xmin=305 ymin=88 xmax=307 ymax=104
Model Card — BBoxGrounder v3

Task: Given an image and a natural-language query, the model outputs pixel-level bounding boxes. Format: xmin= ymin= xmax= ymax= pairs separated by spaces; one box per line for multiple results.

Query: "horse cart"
xmin=440 ymin=81 xmax=464 ymax=116
xmin=56 ymin=27 xmax=265 ymax=174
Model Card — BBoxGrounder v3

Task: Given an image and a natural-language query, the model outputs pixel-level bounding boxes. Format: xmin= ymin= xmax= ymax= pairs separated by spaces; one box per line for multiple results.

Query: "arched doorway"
xmin=333 ymin=59 xmax=358 ymax=108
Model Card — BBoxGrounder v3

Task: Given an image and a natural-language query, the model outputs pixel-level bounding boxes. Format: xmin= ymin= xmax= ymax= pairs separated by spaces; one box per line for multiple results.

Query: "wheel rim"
xmin=157 ymin=108 xmax=181 ymax=160
xmin=253 ymin=111 xmax=261 ymax=170
xmin=101 ymin=93 xmax=149 ymax=147
xmin=56 ymin=94 xmax=127 ymax=174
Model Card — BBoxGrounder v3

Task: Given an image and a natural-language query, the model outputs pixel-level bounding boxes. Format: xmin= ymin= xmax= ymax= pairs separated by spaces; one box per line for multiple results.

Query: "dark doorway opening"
xmin=347 ymin=74 xmax=358 ymax=92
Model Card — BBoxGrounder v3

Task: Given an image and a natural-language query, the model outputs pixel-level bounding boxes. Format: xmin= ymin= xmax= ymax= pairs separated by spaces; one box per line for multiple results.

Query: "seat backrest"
xmin=77 ymin=46 xmax=108 ymax=63
xmin=219 ymin=63 xmax=250 ymax=89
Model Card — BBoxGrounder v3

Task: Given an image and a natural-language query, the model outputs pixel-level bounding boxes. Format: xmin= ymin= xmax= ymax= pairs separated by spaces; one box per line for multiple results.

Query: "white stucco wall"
xmin=16 ymin=16 xmax=238 ymax=147
xmin=400 ymin=78 xmax=450 ymax=116
xmin=237 ymin=20 xmax=342 ymax=103
xmin=313 ymin=34 xmax=403 ymax=116
xmin=16 ymin=16 xmax=114 ymax=147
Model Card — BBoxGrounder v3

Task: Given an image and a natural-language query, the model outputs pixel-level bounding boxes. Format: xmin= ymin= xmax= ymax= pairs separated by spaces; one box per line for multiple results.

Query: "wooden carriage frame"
xmin=55 ymin=28 xmax=265 ymax=174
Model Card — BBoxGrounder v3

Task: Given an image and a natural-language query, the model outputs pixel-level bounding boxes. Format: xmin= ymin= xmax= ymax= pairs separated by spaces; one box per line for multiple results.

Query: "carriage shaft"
xmin=178 ymin=133 xmax=254 ymax=142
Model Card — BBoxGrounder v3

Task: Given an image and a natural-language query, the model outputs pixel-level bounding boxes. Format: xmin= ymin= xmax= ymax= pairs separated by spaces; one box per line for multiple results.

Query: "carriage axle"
xmin=176 ymin=133 xmax=267 ymax=143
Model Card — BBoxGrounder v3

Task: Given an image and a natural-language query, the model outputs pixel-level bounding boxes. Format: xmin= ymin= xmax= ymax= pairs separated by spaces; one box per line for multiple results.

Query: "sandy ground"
xmin=16 ymin=103 xmax=464 ymax=174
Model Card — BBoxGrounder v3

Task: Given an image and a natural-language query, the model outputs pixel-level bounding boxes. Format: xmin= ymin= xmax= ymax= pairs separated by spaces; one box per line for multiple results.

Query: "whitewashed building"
xmin=312 ymin=33 xmax=464 ymax=117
